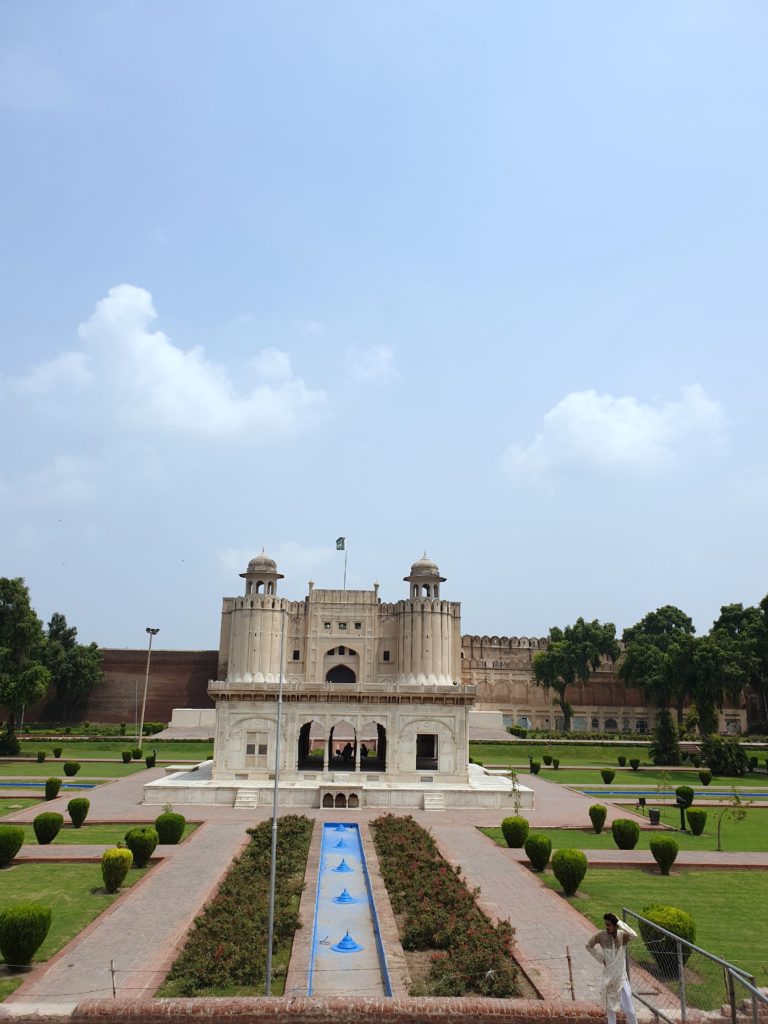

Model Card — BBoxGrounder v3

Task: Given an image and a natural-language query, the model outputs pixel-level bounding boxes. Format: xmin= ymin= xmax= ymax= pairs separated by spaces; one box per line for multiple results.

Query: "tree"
xmin=711 ymin=599 xmax=768 ymax=724
xmin=0 ymin=579 xmax=51 ymax=746
xmin=714 ymin=790 xmax=748 ymax=852
xmin=533 ymin=617 xmax=619 ymax=732
xmin=620 ymin=606 xmax=697 ymax=724
xmin=44 ymin=612 xmax=102 ymax=718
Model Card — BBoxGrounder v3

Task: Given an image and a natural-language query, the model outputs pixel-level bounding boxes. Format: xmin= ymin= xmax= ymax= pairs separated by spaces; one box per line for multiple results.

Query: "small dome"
xmin=247 ymin=550 xmax=277 ymax=573
xmin=409 ymin=552 xmax=440 ymax=577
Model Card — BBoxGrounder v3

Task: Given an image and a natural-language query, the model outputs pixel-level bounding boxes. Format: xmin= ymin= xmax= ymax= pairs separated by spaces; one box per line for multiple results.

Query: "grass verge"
xmin=16 ymin=822 xmax=197 ymax=845
xmin=0 ymin=761 xmax=147 ymax=778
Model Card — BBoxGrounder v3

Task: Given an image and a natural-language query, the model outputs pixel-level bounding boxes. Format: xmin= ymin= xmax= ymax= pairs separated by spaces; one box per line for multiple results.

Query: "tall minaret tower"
xmin=224 ymin=551 xmax=286 ymax=683
xmin=398 ymin=554 xmax=461 ymax=685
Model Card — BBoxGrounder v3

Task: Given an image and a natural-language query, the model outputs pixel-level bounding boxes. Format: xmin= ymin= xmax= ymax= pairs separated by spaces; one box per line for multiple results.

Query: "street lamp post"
xmin=137 ymin=628 xmax=159 ymax=751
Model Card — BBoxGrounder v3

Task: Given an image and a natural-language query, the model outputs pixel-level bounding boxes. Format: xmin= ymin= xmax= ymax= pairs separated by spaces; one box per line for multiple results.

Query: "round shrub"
xmin=691 ymin=755 xmax=701 ymax=768
xmin=524 ymin=833 xmax=552 ymax=872
xmin=552 ymin=757 xmax=560 ymax=769
xmin=617 ymin=755 xmax=627 ymax=767
xmin=542 ymin=754 xmax=553 ymax=766
xmin=639 ymin=904 xmax=696 ymax=973
xmin=67 ymin=797 xmax=90 ymax=828
xmin=686 ymin=808 xmax=707 ymax=836
xmin=698 ymin=769 xmax=712 ymax=786
xmin=630 ymin=758 xmax=640 ymax=771
xmin=589 ymin=804 xmax=607 ymax=834
xmin=501 ymin=816 xmax=529 ymax=848
xmin=529 ymin=761 xmax=541 ymax=775
xmin=63 ymin=762 xmax=81 ymax=777
xmin=0 ymin=903 xmax=52 ymax=967
xmin=650 ymin=836 xmax=679 ymax=875
xmin=121 ymin=750 xmax=132 ymax=763
xmin=675 ymin=785 xmax=694 ymax=809
xmin=102 ymin=848 xmax=133 ymax=893
xmin=124 ymin=826 xmax=159 ymax=867
xmin=36 ymin=750 xmax=46 ymax=763
xmin=44 ymin=778 xmax=61 ymax=801
xmin=145 ymin=754 xmax=156 ymax=768
xmin=53 ymin=746 xmax=62 ymax=758
xmin=551 ymin=849 xmax=587 ymax=896
xmin=601 ymin=769 xmax=615 ymax=784
xmin=0 ymin=825 xmax=25 ymax=868
xmin=154 ymin=811 xmax=185 ymax=845
xmin=611 ymin=818 xmax=640 ymax=850
xmin=749 ymin=756 xmax=758 ymax=772
xmin=33 ymin=812 xmax=64 ymax=845
xmin=131 ymin=748 xmax=143 ymax=760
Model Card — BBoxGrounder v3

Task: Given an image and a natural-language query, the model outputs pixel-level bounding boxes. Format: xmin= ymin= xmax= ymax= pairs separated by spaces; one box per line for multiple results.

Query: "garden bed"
xmin=370 ymin=814 xmax=522 ymax=998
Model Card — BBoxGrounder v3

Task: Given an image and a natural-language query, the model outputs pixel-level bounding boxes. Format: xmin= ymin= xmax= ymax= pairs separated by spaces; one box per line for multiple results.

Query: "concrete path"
xmin=4 ymin=820 xmax=250 ymax=1012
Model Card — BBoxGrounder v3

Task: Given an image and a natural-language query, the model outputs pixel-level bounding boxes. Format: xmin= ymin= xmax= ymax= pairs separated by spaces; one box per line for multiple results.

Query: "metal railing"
xmin=622 ymin=907 xmax=768 ymax=1024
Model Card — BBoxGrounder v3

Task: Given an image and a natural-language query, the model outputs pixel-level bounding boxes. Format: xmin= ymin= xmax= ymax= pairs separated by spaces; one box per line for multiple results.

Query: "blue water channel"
xmin=307 ymin=823 xmax=392 ymax=997
xmin=0 ymin=781 xmax=96 ymax=790
xmin=580 ymin=789 xmax=768 ymax=799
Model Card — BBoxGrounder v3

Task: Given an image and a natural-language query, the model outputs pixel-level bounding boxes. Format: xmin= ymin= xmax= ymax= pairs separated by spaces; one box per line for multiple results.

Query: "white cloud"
xmin=345 ymin=344 xmax=395 ymax=382
xmin=12 ymin=284 xmax=324 ymax=439
xmin=502 ymin=384 xmax=728 ymax=478
xmin=7 ymin=351 xmax=93 ymax=396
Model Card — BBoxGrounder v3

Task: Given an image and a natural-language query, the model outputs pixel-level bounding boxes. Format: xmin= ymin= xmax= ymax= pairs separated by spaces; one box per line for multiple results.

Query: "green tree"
xmin=711 ymin=599 xmax=768 ymax=724
xmin=714 ymin=791 xmax=748 ymax=852
xmin=533 ymin=617 xmax=618 ymax=731
xmin=620 ymin=606 xmax=697 ymax=725
xmin=0 ymin=579 xmax=51 ymax=745
xmin=44 ymin=612 xmax=102 ymax=718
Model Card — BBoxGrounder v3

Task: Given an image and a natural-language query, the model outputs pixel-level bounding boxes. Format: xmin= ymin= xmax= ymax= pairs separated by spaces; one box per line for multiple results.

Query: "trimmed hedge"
xmin=552 ymin=757 xmax=560 ymax=769
xmin=501 ymin=816 xmax=529 ymax=848
xmin=611 ymin=818 xmax=640 ymax=850
xmin=698 ymin=769 xmax=712 ymax=786
xmin=44 ymin=777 xmax=61 ymax=801
xmin=617 ymin=755 xmax=627 ymax=767
xmin=639 ymin=904 xmax=696 ymax=973
xmin=0 ymin=903 xmax=52 ymax=967
xmin=33 ymin=812 xmax=64 ymax=845
xmin=102 ymin=848 xmax=133 ymax=893
xmin=53 ymin=746 xmax=62 ymax=758
xmin=601 ymin=769 xmax=615 ymax=784
xmin=551 ymin=849 xmax=587 ymax=896
xmin=649 ymin=836 xmax=679 ymax=875
xmin=124 ymin=827 xmax=159 ymax=867
xmin=529 ymin=761 xmax=541 ymax=775
xmin=67 ymin=797 xmax=90 ymax=828
xmin=630 ymin=758 xmax=640 ymax=771
xmin=145 ymin=754 xmax=156 ymax=768
xmin=675 ymin=785 xmax=694 ymax=809
xmin=0 ymin=825 xmax=25 ymax=868
xmin=63 ymin=762 xmax=81 ymax=777
xmin=36 ymin=750 xmax=46 ymax=762
xmin=589 ymin=804 xmax=607 ymax=834
xmin=155 ymin=812 xmax=186 ymax=845
xmin=524 ymin=833 xmax=552 ymax=872
xmin=121 ymin=750 xmax=132 ymax=763
xmin=686 ymin=808 xmax=707 ymax=836
xmin=131 ymin=748 xmax=143 ymax=760
xmin=542 ymin=754 xmax=553 ymax=766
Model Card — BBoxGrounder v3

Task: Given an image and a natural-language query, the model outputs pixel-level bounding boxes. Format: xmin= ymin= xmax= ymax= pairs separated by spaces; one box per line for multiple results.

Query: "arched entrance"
xmin=297 ymin=721 xmax=324 ymax=770
xmin=328 ymin=720 xmax=356 ymax=770
xmin=326 ymin=664 xmax=356 ymax=684
xmin=359 ymin=719 xmax=386 ymax=773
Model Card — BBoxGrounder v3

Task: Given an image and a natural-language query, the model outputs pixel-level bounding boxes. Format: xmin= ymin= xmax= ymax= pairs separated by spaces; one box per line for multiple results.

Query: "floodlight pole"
xmin=265 ymin=605 xmax=286 ymax=995
xmin=137 ymin=628 xmax=159 ymax=751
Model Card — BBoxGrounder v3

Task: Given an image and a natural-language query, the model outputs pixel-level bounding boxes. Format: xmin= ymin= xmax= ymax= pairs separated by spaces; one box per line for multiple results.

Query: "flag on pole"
xmin=336 ymin=537 xmax=346 ymax=550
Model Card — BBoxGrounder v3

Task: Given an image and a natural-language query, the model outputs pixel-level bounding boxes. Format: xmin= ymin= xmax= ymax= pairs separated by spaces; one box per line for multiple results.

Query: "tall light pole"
xmin=265 ymin=606 xmax=286 ymax=996
xmin=137 ymin=627 xmax=159 ymax=751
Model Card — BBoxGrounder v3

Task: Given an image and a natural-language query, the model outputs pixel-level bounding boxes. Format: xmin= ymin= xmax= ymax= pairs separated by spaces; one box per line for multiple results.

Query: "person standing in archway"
xmin=586 ymin=913 xmax=638 ymax=1024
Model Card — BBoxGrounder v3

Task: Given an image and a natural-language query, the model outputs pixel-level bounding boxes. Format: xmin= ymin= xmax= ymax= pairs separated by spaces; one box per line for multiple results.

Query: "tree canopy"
xmin=619 ymin=605 xmax=697 ymax=720
xmin=532 ymin=617 xmax=619 ymax=731
xmin=0 ymin=578 xmax=51 ymax=738
xmin=44 ymin=611 xmax=103 ymax=716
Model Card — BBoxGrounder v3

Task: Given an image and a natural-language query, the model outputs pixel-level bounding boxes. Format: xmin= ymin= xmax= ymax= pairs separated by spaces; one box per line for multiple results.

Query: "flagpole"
xmin=343 ymin=543 xmax=348 ymax=591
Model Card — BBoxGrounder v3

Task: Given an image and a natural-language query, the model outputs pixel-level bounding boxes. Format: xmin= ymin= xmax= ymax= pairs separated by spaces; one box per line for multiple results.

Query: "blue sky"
xmin=1 ymin=1 xmax=767 ymax=650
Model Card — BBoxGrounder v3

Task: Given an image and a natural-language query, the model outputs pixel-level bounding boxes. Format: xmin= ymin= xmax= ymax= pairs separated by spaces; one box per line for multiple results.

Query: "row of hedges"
xmin=371 ymin=814 xmax=519 ymax=997
xmin=163 ymin=815 xmax=312 ymax=995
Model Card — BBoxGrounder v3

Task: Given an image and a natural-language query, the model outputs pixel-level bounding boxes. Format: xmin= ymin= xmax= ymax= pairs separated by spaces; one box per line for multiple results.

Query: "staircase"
xmin=422 ymin=792 xmax=446 ymax=811
xmin=234 ymin=788 xmax=259 ymax=809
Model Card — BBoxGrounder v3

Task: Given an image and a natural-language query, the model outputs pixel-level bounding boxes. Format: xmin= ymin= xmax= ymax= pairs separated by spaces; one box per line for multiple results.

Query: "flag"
xmin=336 ymin=537 xmax=345 ymax=551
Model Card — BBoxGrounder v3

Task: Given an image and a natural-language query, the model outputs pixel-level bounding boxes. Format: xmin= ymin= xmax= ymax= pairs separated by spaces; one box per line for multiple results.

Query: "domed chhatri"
xmin=239 ymin=548 xmax=284 ymax=597
xmin=247 ymin=550 xmax=278 ymax=573
xmin=404 ymin=552 xmax=446 ymax=599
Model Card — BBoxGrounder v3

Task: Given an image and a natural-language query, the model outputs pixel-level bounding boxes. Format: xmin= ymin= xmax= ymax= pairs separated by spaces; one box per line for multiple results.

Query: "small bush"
xmin=601 ymin=769 xmax=615 ymax=784
xmin=0 ymin=825 xmax=25 ymax=867
xmin=524 ymin=833 xmax=552 ymax=871
xmin=748 ymin=756 xmax=758 ymax=772
xmin=617 ymin=755 xmax=627 ymax=767
xmin=33 ymin=812 xmax=64 ymax=845
xmin=589 ymin=804 xmax=607 ymax=834
xmin=552 ymin=757 xmax=560 ymax=769
xmin=686 ymin=808 xmax=707 ymax=836
xmin=650 ymin=836 xmax=679 ymax=875
xmin=154 ymin=812 xmax=185 ymax=845
xmin=551 ymin=849 xmax=587 ymax=896
xmin=675 ymin=785 xmax=694 ymax=809
xmin=120 ymin=723 xmax=126 ymax=735
xmin=131 ymin=748 xmax=143 ymax=760
xmin=639 ymin=904 xmax=696 ymax=973
xmin=611 ymin=818 xmax=640 ymax=850
xmin=630 ymin=758 xmax=640 ymax=771
xmin=145 ymin=754 xmax=156 ymax=768
xmin=53 ymin=746 xmax=62 ymax=758
xmin=529 ymin=761 xmax=541 ymax=775
xmin=121 ymin=750 xmax=132 ymax=763
xmin=63 ymin=762 xmax=81 ymax=777
xmin=691 ymin=755 xmax=701 ymax=767
xmin=44 ymin=778 xmax=61 ymax=801
xmin=36 ymin=750 xmax=46 ymax=763
xmin=102 ymin=848 xmax=133 ymax=893
xmin=698 ymin=769 xmax=712 ymax=786
xmin=507 ymin=725 xmax=527 ymax=738
xmin=67 ymin=797 xmax=90 ymax=828
xmin=500 ymin=816 xmax=529 ymax=848
xmin=542 ymin=754 xmax=553 ymax=766
xmin=124 ymin=826 xmax=159 ymax=867
xmin=0 ymin=903 xmax=52 ymax=967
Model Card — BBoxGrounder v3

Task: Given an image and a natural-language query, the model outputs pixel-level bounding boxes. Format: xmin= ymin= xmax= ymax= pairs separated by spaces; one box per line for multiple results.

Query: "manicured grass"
xmin=16 ymin=822 xmax=197 ymax=845
xmin=0 ymin=861 xmax=149 ymax=1001
xmin=536 ymin=767 xmax=768 ymax=787
xmin=17 ymin=740 xmax=213 ymax=761
xmin=0 ymin=761 xmax=147 ymax=778
xmin=0 ymin=798 xmax=41 ymax=817
xmin=469 ymin=742 xmax=652 ymax=767
xmin=482 ymin=806 xmax=768 ymax=852
xmin=540 ymin=868 xmax=768 ymax=1008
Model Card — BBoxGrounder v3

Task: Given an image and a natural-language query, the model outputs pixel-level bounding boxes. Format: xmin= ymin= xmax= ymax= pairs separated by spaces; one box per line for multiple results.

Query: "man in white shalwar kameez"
xmin=586 ymin=912 xmax=638 ymax=1024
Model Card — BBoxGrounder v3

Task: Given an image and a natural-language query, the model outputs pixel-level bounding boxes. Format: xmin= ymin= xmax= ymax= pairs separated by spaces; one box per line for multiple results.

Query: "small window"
xmin=338 ymin=646 xmax=345 ymax=655
xmin=339 ymin=622 xmax=347 ymax=630
xmin=246 ymin=743 xmax=255 ymax=755
xmin=292 ymin=649 xmax=300 ymax=660
xmin=354 ymin=621 xmax=362 ymax=629
xmin=258 ymin=744 xmax=268 ymax=756
xmin=383 ymin=650 xmax=390 ymax=662
xmin=324 ymin=622 xmax=331 ymax=629
xmin=591 ymin=718 xmax=599 ymax=730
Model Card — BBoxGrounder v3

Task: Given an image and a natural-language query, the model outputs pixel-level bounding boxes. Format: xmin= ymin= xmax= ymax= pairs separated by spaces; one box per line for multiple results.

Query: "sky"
xmin=1 ymin=1 xmax=767 ymax=651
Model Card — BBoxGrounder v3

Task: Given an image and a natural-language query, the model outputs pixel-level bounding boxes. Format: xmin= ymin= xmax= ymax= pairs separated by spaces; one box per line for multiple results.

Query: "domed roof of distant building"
xmin=247 ymin=550 xmax=278 ymax=572
xmin=409 ymin=553 xmax=440 ymax=576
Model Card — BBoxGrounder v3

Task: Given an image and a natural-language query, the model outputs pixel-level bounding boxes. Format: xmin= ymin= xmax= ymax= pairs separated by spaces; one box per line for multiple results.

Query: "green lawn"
xmin=0 ymin=798 xmax=41 ymax=817
xmin=540 ymin=868 xmax=768 ymax=1008
xmin=16 ymin=822 xmax=197 ymax=845
xmin=534 ymin=768 xmax=768 ymax=787
xmin=0 ymin=761 xmax=147 ymax=778
xmin=482 ymin=806 xmax=768 ymax=852
xmin=0 ymin=862 xmax=149 ymax=1001
xmin=470 ymin=742 xmax=653 ymax=767
xmin=17 ymin=740 xmax=213 ymax=761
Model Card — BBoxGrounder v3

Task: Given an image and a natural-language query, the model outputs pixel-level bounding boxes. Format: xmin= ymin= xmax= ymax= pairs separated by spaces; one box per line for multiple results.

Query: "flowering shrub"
xmin=371 ymin=814 xmax=519 ymax=997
